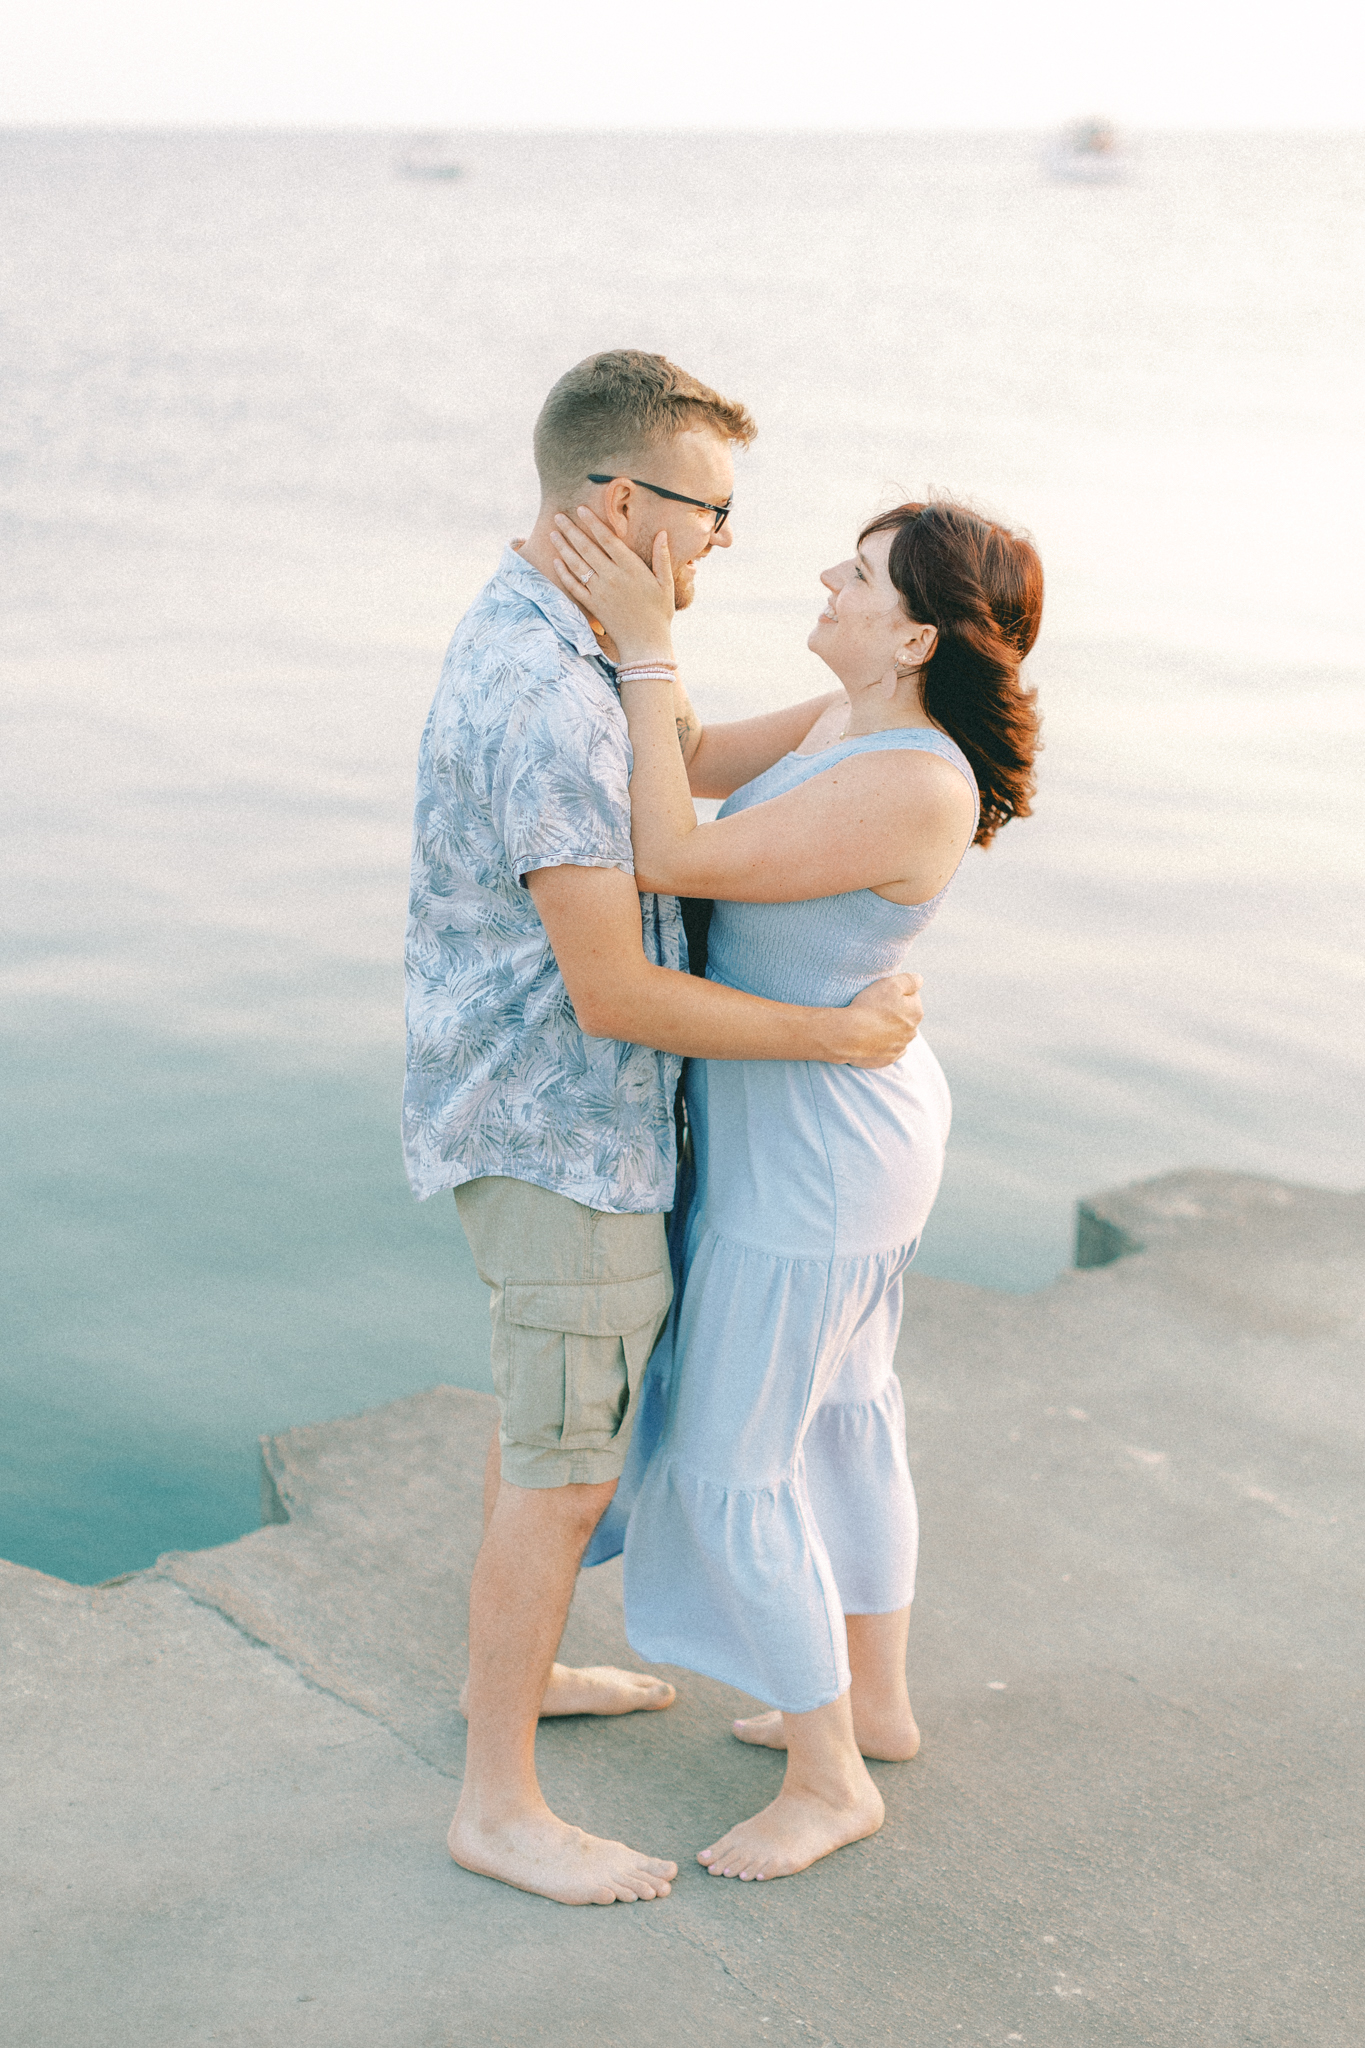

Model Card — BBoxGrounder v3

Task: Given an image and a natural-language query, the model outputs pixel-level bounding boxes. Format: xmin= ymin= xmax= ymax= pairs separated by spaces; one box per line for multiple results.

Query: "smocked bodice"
xmin=705 ymin=727 xmax=979 ymax=1009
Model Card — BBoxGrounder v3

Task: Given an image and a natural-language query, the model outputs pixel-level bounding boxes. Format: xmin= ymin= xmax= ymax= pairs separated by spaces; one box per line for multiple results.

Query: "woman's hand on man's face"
xmin=550 ymin=508 xmax=676 ymax=665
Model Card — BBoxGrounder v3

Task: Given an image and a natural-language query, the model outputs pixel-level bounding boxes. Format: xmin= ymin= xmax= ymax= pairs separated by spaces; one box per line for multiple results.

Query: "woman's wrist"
xmin=614 ymin=642 xmax=676 ymax=670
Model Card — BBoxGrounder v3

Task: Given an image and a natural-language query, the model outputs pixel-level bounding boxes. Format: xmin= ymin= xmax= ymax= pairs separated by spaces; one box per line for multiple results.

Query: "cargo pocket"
xmin=503 ymin=1272 xmax=671 ymax=1454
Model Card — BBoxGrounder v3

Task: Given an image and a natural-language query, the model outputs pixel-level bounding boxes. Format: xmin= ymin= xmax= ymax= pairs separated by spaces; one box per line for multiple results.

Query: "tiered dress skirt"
xmin=588 ymin=1035 xmax=952 ymax=1714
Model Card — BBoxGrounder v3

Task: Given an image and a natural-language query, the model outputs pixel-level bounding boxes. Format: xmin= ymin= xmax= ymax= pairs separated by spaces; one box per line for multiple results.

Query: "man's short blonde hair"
xmin=533 ymin=349 xmax=756 ymax=502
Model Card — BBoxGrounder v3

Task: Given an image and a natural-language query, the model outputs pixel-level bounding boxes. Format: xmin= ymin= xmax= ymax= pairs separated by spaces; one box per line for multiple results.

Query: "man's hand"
xmin=841 ymin=974 xmax=924 ymax=1069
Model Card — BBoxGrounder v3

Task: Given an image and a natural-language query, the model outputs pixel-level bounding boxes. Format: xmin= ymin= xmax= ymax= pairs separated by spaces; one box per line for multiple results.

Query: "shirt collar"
xmin=495 ymin=543 xmax=610 ymax=665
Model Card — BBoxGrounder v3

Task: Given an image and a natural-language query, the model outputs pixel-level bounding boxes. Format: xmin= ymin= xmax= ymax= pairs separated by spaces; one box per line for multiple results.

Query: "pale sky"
xmin=6 ymin=0 xmax=1363 ymax=128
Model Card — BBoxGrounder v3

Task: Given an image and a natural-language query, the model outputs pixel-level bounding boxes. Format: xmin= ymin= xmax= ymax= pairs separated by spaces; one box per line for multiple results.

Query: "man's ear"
xmin=600 ymin=478 xmax=633 ymax=539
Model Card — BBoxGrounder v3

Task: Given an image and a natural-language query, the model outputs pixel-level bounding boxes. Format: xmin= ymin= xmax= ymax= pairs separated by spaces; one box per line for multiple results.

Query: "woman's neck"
xmin=841 ymin=676 xmax=939 ymax=740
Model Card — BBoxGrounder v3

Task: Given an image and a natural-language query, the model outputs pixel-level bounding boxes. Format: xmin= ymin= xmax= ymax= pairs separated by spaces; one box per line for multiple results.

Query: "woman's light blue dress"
xmin=586 ymin=728 xmax=980 ymax=1716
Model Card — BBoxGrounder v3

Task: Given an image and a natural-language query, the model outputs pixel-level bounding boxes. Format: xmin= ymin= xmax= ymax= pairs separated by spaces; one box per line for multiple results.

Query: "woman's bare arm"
xmin=684 ymin=691 xmax=844 ymax=799
xmin=624 ymin=692 xmax=973 ymax=904
xmin=549 ymin=509 xmax=973 ymax=905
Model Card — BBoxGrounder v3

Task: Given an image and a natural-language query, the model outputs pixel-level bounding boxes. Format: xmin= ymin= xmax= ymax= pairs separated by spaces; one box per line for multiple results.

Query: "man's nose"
xmin=713 ymin=519 xmax=734 ymax=549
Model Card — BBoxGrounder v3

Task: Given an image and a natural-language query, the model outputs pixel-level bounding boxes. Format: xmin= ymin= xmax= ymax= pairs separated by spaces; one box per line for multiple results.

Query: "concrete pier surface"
xmin=4 ymin=1168 xmax=1362 ymax=2046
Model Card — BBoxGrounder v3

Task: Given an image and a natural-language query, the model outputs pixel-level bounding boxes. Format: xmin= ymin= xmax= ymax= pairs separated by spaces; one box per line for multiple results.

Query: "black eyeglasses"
xmin=587 ymin=475 xmax=732 ymax=532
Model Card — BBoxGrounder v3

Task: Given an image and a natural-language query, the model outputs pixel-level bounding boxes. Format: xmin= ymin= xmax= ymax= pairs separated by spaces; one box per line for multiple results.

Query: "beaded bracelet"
xmin=616 ymin=661 xmax=679 ymax=683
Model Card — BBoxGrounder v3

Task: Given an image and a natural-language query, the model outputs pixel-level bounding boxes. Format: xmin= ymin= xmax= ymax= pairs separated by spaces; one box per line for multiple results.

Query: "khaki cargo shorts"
xmin=454 ymin=1176 xmax=672 ymax=1489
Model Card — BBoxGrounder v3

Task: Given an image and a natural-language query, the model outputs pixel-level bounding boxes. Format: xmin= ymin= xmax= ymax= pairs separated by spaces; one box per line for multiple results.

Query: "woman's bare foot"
xmin=449 ymin=1805 xmax=677 ymax=1906
xmin=459 ymin=1663 xmax=676 ymax=1720
xmin=697 ymin=1779 xmax=885 ymax=1881
xmin=733 ymin=1702 xmax=920 ymax=1762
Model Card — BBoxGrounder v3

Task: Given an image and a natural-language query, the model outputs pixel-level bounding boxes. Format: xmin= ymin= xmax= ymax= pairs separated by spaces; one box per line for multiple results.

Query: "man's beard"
xmin=629 ymin=531 xmax=697 ymax=611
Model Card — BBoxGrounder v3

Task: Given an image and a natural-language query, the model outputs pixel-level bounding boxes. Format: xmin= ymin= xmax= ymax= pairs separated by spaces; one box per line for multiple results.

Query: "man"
xmin=403 ymin=350 xmax=923 ymax=1906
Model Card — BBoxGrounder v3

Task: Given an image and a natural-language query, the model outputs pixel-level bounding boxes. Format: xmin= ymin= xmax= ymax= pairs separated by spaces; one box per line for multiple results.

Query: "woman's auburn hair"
xmin=860 ymin=499 xmax=1043 ymax=848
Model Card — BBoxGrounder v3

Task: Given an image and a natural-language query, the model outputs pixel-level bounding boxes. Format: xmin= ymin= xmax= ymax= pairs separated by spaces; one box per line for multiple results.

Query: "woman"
xmin=551 ymin=496 xmax=1042 ymax=1882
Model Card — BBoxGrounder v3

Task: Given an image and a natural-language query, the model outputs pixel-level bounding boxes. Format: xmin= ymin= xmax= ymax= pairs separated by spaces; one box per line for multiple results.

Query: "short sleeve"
xmin=493 ymin=671 xmax=636 ymax=884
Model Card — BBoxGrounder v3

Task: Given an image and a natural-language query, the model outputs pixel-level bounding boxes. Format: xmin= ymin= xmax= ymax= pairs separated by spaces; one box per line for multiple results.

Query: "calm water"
xmin=3 ymin=129 xmax=1362 ymax=1582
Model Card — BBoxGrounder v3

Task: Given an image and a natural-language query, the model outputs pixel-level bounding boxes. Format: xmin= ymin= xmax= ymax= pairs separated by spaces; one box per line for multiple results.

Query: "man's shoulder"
xmin=431 ymin=610 xmax=616 ymax=785
xmin=444 ymin=574 xmax=612 ymax=709
xmin=445 ymin=572 xmax=555 ymax=684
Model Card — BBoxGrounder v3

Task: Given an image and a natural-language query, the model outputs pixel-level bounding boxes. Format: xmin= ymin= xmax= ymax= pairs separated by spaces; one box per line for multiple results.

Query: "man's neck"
xmin=516 ymin=519 xmax=620 ymax=663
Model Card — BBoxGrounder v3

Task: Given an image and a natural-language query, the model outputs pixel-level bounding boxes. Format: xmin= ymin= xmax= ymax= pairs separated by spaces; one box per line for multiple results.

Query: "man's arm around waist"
xmin=526 ymin=865 xmax=921 ymax=1072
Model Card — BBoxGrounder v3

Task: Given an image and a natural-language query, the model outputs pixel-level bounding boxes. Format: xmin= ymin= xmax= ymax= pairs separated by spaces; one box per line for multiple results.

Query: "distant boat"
xmin=395 ymin=136 xmax=464 ymax=181
xmin=1048 ymin=120 xmax=1132 ymax=184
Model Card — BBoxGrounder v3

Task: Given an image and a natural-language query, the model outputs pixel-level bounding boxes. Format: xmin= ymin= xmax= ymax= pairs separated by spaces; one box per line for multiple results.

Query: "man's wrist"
xmin=808 ymin=1005 xmax=855 ymax=1063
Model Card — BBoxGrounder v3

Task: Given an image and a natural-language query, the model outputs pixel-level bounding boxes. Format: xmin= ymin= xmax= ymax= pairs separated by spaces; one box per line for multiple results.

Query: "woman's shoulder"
xmin=814 ymin=727 xmax=975 ymax=787
xmin=809 ymin=735 xmax=979 ymax=845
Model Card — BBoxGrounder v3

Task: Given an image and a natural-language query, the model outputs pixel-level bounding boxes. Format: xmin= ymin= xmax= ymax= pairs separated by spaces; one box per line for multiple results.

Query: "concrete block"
xmin=4 ymin=1169 xmax=1363 ymax=2044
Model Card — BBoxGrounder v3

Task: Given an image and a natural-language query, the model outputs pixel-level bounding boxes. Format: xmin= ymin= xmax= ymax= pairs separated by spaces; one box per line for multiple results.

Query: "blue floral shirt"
xmin=403 ymin=546 xmax=684 ymax=1211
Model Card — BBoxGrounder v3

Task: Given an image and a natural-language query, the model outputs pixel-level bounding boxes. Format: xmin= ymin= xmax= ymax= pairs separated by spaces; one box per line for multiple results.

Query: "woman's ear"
xmin=896 ymin=623 xmax=936 ymax=673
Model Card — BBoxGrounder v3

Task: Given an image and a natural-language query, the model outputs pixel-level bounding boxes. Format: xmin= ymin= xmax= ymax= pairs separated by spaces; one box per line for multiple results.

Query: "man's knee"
xmin=564 ymin=1476 xmax=617 ymax=1538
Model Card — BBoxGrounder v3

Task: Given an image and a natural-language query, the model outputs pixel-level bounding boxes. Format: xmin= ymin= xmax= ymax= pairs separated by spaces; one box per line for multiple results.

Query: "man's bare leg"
xmin=449 ymin=1470 xmax=677 ymax=1905
xmin=698 ymin=1688 xmax=884 ymax=1881
xmin=458 ymin=1432 xmax=676 ymax=1721
xmin=480 ymin=1427 xmax=501 ymax=1528
xmin=732 ymin=1606 xmax=919 ymax=1761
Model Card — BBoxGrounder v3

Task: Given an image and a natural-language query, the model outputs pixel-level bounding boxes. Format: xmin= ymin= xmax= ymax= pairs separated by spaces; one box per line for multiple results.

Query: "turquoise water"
xmin=3 ymin=129 xmax=1362 ymax=1582
xmin=0 ymin=1028 xmax=489 ymax=1583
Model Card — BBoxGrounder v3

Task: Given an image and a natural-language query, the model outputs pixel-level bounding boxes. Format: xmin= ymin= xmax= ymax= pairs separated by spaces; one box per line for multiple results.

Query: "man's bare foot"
xmin=459 ymin=1663 xmax=676 ymax=1720
xmin=697 ymin=1780 xmax=885 ymax=1881
xmin=733 ymin=1703 xmax=920 ymax=1762
xmin=449 ymin=1806 xmax=677 ymax=1906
